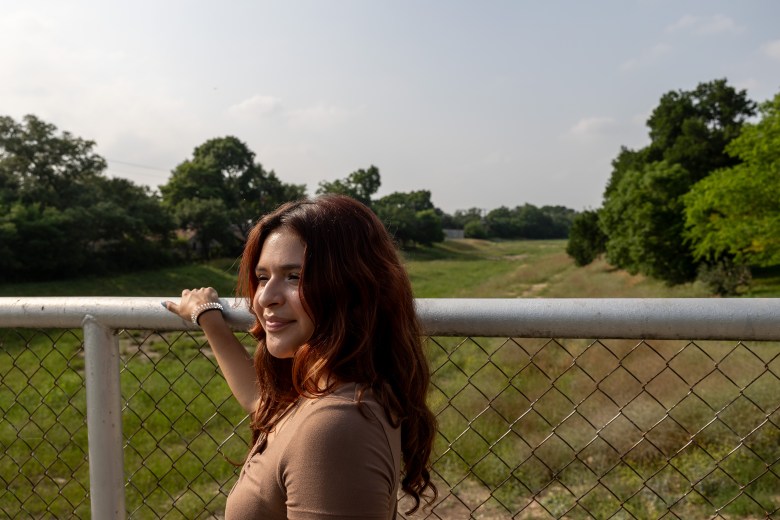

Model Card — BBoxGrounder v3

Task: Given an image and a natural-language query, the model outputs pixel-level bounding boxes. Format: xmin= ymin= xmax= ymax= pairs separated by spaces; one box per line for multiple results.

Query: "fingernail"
xmin=160 ymin=301 xmax=167 ymax=308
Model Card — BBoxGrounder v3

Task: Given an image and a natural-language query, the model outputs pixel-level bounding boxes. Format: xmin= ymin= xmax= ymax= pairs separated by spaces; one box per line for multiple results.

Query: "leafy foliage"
xmin=316 ymin=165 xmax=380 ymax=207
xmin=317 ymin=167 xmax=446 ymax=247
xmin=0 ymin=115 xmax=174 ymax=280
xmin=565 ymin=210 xmax=606 ymax=266
xmin=374 ymin=190 xmax=445 ymax=247
xmin=645 ymin=78 xmax=756 ymax=182
xmin=696 ymin=257 xmax=752 ymax=296
xmin=601 ymin=161 xmax=697 ymax=284
xmin=684 ymin=93 xmax=780 ymax=267
xmin=441 ymin=207 xmax=483 ymax=230
xmin=160 ymin=136 xmax=305 ymax=259
xmin=600 ymin=79 xmax=758 ymax=284
xmin=483 ymin=204 xmax=574 ymax=239
xmin=463 ymin=219 xmax=487 ymax=239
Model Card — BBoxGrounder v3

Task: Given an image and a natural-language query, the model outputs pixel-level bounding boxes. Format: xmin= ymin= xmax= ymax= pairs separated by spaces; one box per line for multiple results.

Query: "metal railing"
xmin=1 ymin=298 xmax=779 ymax=518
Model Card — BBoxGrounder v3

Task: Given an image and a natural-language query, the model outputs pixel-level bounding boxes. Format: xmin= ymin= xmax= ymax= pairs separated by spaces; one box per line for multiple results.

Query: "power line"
xmin=106 ymin=158 xmax=170 ymax=173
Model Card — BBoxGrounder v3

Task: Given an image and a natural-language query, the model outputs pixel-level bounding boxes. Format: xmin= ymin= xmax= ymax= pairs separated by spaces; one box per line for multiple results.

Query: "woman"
xmin=164 ymin=194 xmax=437 ymax=519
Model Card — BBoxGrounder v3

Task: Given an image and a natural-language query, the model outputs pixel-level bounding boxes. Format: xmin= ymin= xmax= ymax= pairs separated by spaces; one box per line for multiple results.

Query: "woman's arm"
xmin=164 ymin=288 xmax=259 ymax=413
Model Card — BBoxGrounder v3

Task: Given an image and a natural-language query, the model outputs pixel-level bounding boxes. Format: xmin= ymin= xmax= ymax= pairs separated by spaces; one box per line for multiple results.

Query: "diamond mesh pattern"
xmin=1 ymin=329 xmax=778 ymax=519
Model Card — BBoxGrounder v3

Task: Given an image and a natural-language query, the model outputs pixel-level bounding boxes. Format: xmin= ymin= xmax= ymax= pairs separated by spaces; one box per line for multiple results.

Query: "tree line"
xmin=0 ymin=115 xmax=577 ymax=282
xmin=566 ymin=79 xmax=780 ymax=295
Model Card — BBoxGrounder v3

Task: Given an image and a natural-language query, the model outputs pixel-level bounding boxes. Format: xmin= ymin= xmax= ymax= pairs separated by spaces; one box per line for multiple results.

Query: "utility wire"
xmin=106 ymin=158 xmax=171 ymax=173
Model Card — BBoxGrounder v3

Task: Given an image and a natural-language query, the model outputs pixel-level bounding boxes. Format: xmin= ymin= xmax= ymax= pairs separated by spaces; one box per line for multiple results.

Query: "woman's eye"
xmin=288 ymin=273 xmax=300 ymax=282
xmin=257 ymin=275 xmax=269 ymax=285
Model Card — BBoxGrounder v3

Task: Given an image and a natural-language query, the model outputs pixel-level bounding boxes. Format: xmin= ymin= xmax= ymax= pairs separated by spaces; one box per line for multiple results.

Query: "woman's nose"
xmin=257 ymin=278 xmax=283 ymax=308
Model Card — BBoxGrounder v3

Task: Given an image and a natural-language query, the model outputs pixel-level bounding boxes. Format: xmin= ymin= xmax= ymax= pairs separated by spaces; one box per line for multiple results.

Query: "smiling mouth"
xmin=264 ymin=319 xmax=293 ymax=332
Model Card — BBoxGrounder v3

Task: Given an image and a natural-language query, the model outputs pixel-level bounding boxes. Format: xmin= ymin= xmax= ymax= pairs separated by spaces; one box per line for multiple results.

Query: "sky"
xmin=2 ymin=1 xmax=779 ymax=214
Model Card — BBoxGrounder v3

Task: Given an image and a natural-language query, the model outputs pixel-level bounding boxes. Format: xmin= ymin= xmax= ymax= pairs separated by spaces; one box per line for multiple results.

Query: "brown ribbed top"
xmin=225 ymin=383 xmax=401 ymax=519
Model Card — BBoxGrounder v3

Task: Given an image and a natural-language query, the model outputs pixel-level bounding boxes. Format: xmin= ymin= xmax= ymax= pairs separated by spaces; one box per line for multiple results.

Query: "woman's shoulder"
xmin=277 ymin=383 xmax=402 ymax=515
xmin=298 ymin=382 xmax=392 ymax=432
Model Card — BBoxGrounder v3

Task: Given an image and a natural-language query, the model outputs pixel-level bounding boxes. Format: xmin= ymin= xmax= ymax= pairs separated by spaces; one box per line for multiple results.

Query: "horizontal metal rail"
xmin=1 ymin=297 xmax=779 ymax=339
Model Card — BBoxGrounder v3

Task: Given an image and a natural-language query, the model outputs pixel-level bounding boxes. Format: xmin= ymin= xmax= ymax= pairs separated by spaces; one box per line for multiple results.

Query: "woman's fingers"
xmin=162 ymin=288 xmax=220 ymax=321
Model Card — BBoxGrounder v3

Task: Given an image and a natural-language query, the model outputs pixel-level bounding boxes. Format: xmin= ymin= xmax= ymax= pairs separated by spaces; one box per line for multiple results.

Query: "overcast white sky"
xmin=2 ymin=1 xmax=779 ymax=213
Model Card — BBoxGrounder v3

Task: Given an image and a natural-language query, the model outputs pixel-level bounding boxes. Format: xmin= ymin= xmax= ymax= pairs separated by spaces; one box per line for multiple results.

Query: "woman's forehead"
xmin=256 ymin=228 xmax=305 ymax=267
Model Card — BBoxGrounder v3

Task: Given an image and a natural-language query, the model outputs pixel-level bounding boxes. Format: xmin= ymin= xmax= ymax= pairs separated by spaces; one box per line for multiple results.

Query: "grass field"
xmin=4 ymin=238 xmax=768 ymax=299
xmin=1 ymin=239 xmax=779 ymax=518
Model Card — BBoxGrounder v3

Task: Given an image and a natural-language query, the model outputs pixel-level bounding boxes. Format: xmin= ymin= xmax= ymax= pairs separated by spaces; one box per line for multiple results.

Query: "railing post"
xmin=82 ymin=315 xmax=126 ymax=520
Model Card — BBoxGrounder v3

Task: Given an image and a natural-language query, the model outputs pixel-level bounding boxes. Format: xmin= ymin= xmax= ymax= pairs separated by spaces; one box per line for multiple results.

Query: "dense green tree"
xmin=599 ymin=79 xmax=757 ymax=284
xmin=463 ymin=219 xmax=487 ymax=239
xmin=160 ymin=136 xmax=304 ymax=258
xmin=484 ymin=206 xmax=516 ymax=238
xmin=483 ymin=204 xmax=574 ymax=239
xmin=684 ymin=92 xmax=780 ymax=268
xmin=603 ymin=147 xmax=650 ymax=199
xmin=566 ymin=210 xmax=607 ymax=266
xmin=601 ymin=161 xmax=697 ymax=284
xmin=316 ymin=165 xmax=381 ymax=207
xmin=374 ymin=190 xmax=444 ymax=247
xmin=0 ymin=115 xmax=106 ymax=211
xmin=605 ymin=80 xmax=755 ymax=200
xmin=540 ymin=205 xmax=577 ymax=238
xmin=646 ymin=79 xmax=756 ymax=181
xmin=0 ymin=114 xmax=174 ymax=280
xmin=444 ymin=208 xmax=483 ymax=229
xmin=513 ymin=204 xmax=556 ymax=238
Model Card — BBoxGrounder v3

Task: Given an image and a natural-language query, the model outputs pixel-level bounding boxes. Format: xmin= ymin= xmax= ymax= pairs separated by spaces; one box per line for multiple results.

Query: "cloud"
xmin=228 ymin=95 xmax=283 ymax=117
xmin=666 ymin=15 xmax=698 ymax=32
xmin=761 ymin=39 xmax=780 ymax=61
xmin=226 ymin=95 xmax=354 ymax=132
xmin=285 ymin=104 xmax=353 ymax=131
xmin=735 ymin=77 xmax=760 ymax=93
xmin=621 ymin=43 xmax=673 ymax=71
xmin=667 ymin=14 xmax=743 ymax=35
xmin=568 ymin=116 xmax=618 ymax=138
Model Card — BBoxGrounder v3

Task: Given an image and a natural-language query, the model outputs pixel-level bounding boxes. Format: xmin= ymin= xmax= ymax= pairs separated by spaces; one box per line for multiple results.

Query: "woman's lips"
xmin=264 ymin=317 xmax=293 ymax=332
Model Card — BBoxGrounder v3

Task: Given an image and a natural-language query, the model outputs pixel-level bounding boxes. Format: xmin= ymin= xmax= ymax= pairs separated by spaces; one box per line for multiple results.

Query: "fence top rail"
xmin=1 ymin=297 xmax=779 ymax=340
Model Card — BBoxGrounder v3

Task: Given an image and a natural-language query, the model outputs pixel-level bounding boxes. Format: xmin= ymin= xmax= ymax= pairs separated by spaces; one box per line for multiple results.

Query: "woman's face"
xmin=253 ymin=228 xmax=315 ymax=359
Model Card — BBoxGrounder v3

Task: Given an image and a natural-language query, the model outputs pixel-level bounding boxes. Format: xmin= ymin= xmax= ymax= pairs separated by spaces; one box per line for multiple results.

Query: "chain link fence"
xmin=1 ymin=299 xmax=779 ymax=518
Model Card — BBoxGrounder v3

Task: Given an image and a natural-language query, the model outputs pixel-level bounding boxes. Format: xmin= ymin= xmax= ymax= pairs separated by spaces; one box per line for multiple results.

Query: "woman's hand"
xmin=163 ymin=287 xmax=221 ymax=324
xmin=163 ymin=287 xmax=259 ymax=413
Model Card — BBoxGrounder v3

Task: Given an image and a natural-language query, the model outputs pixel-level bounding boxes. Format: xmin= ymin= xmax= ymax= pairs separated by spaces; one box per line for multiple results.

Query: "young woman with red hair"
xmin=164 ymin=194 xmax=437 ymax=519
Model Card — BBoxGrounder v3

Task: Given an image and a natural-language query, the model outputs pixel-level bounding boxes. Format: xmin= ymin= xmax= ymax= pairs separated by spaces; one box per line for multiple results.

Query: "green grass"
xmin=2 ymin=238 xmax=778 ymax=298
xmin=2 ymin=239 xmax=780 ymax=517
xmin=0 ymin=258 xmax=241 ymax=297
xmin=404 ymin=239 xmax=718 ymax=298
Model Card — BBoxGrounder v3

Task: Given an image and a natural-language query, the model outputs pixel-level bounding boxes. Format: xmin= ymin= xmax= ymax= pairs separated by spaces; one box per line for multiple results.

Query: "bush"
xmin=464 ymin=220 xmax=487 ymax=239
xmin=566 ymin=210 xmax=606 ymax=266
xmin=697 ymin=258 xmax=752 ymax=296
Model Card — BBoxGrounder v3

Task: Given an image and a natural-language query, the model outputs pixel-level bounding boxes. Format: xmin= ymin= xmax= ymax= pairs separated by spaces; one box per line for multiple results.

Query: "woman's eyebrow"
xmin=255 ymin=263 xmax=302 ymax=274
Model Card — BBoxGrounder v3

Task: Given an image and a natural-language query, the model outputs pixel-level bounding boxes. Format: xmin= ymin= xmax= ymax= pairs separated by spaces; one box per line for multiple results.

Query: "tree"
xmin=646 ymin=78 xmax=756 ymax=182
xmin=0 ymin=114 xmax=106 ymax=211
xmin=444 ymin=208 xmax=483 ymax=229
xmin=482 ymin=204 xmax=574 ymax=239
xmin=513 ymin=204 xmax=556 ymax=239
xmin=0 ymin=114 xmax=174 ymax=280
xmin=603 ymin=146 xmax=650 ymax=199
xmin=540 ymin=205 xmax=577 ymax=238
xmin=463 ymin=219 xmax=487 ymax=239
xmin=373 ymin=190 xmax=444 ymax=247
xmin=316 ymin=165 xmax=381 ymax=207
xmin=684 ymin=92 xmax=780 ymax=268
xmin=599 ymin=79 xmax=757 ymax=285
xmin=160 ymin=136 xmax=305 ymax=258
xmin=601 ymin=161 xmax=697 ymax=284
xmin=566 ymin=210 xmax=606 ymax=266
xmin=484 ymin=206 xmax=516 ymax=238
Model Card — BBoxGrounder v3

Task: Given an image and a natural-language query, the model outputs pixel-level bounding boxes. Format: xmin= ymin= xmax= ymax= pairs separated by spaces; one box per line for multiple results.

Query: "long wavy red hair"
xmin=237 ymin=194 xmax=436 ymax=513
